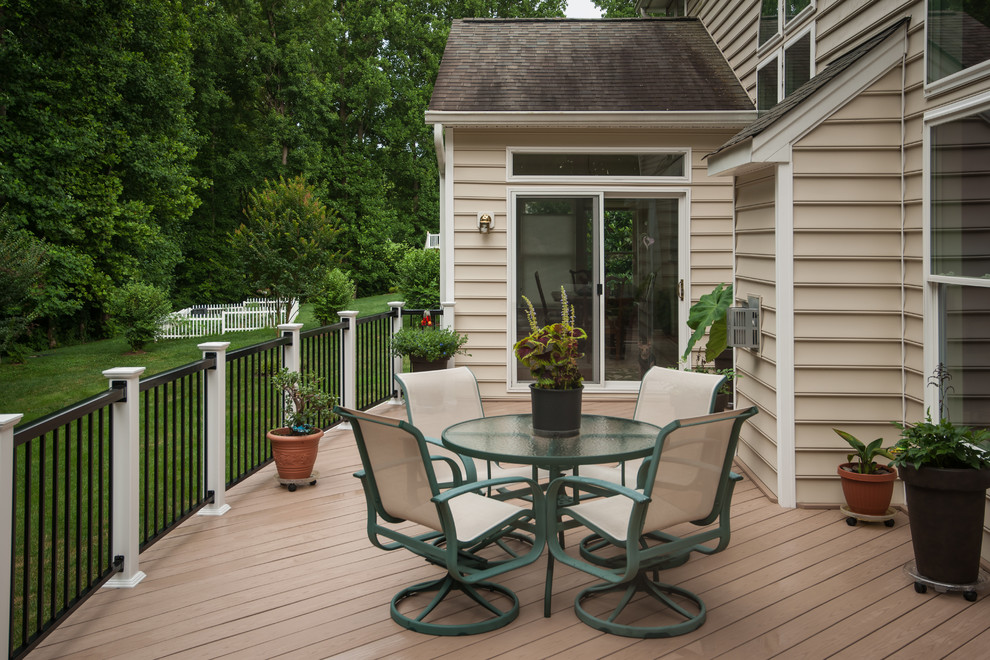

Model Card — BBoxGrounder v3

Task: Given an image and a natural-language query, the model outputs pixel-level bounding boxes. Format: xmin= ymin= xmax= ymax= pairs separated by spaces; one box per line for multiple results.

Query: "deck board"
xmin=31 ymin=398 xmax=990 ymax=659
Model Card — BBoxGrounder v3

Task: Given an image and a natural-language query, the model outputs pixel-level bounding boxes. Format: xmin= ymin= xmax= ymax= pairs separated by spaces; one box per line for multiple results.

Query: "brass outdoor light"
xmin=477 ymin=212 xmax=494 ymax=234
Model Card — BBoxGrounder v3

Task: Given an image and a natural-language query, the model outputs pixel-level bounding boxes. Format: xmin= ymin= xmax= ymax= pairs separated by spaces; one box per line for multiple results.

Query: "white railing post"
xmin=278 ymin=323 xmax=304 ymax=374
xmin=103 ymin=367 xmax=147 ymax=588
xmin=441 ymin=300 xmax=457 ymax=367
xmin=198 ymin=342 xmax=231 ymax=517
xmin=0 ymin=413 xmax=23 ymax=656
xmin=338 ymin=310 xmax=358 ymax=427
xmin=388 ymin=301 xmax=405 ymax=404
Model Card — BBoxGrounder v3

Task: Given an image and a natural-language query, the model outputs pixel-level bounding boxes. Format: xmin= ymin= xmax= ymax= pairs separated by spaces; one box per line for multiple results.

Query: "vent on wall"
xmin=727 ymin=296 xmax=760 ymax=350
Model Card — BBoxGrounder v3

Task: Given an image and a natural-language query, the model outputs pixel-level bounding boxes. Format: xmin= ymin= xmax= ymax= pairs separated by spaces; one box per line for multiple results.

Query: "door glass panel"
xmin=603 ymin=198 xmax=679 ymax=381
xmin=515 ymin=197 xmax=597 ymax=384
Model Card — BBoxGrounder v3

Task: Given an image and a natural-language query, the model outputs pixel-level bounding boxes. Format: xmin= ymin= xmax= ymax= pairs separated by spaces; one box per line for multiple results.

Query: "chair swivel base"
xmin=391 ymin=575 xmax=520 ymax=636
xmin=574 ymin=574 xmax=706 ymax=638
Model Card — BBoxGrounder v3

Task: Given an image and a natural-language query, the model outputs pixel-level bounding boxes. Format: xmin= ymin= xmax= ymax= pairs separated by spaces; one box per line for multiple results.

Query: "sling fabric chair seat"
xmin=395 ymin=367 xmax=548 ymax=486
xmin=546 ymin=406 xmax=758 ymax=639
xmin=577 ymin=366 xmax=726 ymax=488
xmin=337 ymin=406 xmax=546 ymax=636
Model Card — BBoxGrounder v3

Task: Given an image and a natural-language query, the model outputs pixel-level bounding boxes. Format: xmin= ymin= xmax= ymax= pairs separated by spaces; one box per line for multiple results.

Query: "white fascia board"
xmin=424 ymin=110 xmax=758 ymax=130
xmin=706 ymin=138 xmax=754 ymax=176
xmin=751 ymin=24 xmax=908 ymax=164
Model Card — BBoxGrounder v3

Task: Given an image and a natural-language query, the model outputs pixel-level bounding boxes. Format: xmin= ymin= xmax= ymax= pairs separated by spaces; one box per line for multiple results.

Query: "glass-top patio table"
xmin=442 ymin=413 xmax=661 ymax=617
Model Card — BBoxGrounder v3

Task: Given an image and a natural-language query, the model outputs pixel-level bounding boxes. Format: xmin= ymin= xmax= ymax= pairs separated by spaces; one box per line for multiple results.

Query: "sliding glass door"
xmin=514 ymin=193 xmax=682 ymax=386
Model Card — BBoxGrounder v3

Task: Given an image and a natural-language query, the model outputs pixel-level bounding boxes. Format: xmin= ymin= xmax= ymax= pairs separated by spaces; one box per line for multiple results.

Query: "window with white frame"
xmin=758 ymin=0 xmax=813 ymax=48
xmin=927 ymin=0 xmax=990 ymax=85
xmin=928 ymin=103 xmax=990 ymax=426
xmin=508 ymin=149 xmax=689 ymax=181
xmin=757 ymin=28 xmax=814 ymax=113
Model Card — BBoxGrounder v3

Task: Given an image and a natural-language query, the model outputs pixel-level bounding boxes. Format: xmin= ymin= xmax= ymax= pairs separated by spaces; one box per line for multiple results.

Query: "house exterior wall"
xmin=693 ymin=0 xmax=990 ymax=560
xmin=445 ymin=127 xmax=741 ymax=399
xmin=733 ymin=166 xmax=780 ymax=499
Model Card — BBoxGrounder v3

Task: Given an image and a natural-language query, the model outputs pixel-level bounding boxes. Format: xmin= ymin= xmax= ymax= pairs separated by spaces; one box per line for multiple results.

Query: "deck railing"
xmin=0 ymin=301 xmax=455 ymax=659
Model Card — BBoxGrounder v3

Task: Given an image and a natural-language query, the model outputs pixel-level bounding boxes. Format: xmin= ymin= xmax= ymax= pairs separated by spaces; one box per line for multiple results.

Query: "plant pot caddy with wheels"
xmin=267 ymin=368 xmax=335 ymax=492
xmin=832 ymin=429 xmax=898 ymax=527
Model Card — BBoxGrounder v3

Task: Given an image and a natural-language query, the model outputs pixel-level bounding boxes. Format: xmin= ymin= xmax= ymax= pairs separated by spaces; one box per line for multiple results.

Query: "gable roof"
xmin=428 ymin=18 xmax=753 ymax=114
xmin=708 ymin=17 xmax=911 ymax=162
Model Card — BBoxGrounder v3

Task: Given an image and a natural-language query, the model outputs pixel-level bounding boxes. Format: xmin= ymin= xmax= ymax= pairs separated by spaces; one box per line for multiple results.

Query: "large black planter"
xmin=529 ymin=384 xmax=582 ymax=437
xmin=899 ymin=465 xmax=990 ymax=585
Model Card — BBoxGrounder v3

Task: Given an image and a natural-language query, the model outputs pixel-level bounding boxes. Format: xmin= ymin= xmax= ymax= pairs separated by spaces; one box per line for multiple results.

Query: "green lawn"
xmin=0 ymin=295 xmax=398 ymax=426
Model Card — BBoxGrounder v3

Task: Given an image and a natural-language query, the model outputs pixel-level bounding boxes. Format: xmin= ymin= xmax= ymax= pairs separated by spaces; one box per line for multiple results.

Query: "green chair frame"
xmin=546 ymin=406 xmax=758 ymax=638
xmin=337 ymin=406 xmax=547 ymax=636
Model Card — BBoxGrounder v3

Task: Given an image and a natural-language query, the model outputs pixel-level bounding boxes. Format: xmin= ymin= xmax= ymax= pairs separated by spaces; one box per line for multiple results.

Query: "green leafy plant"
xmin=105 ymin=281 xmax=173 ymax=352
xmin=514 ymin=287 xmax=588 ymax=390
xmin=396 ymin=248 xmax=440 ymax=310
xmin=890 ymin=416 xmax=990 ymax=470
xmin=888 ymin=365 xmax=990 ymax=470
xmin=269 ymin=368 xmax=336 ymax=436
xmin=833 ymin=429 xmax=895 ymax=474
xmin=682 ymin=283 xmax=733 ymax=363
xmin=311 ymin=268 xmax=356 ymax=326
xmin=391 ymin=326 xmax=469 ymax=362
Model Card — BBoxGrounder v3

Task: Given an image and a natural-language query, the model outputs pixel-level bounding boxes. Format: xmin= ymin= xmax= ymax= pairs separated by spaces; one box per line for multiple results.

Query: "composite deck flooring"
xmin=32 ymin=399 xmax=990 ymax=659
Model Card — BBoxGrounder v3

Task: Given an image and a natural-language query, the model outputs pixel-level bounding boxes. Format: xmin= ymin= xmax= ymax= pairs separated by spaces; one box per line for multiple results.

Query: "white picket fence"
xmin=161 ymin=298 xmax=300 ymax=339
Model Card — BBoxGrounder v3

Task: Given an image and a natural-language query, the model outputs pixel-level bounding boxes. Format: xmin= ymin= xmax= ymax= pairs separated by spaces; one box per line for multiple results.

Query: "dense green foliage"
xmin=391 ymin=326 xmax=469 ymax=361
xmin=0 ymin=0 xmax=567 ymax=357
xmin=311 ymin=268 xmax=357 ymax=325
xmin=0 ymin=214 xmax=49 ymax=361
xmin=396 ymin=248 xmax=441 ymax=310
xmin=105 ymin=281 xmax=174 ymax=351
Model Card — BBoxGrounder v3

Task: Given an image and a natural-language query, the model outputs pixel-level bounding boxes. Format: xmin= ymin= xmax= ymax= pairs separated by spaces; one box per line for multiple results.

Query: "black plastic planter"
xmin=529 ymin=385 xmax=583 ymax=437
xmin=899 ymin=465 xmax=990 ymax=585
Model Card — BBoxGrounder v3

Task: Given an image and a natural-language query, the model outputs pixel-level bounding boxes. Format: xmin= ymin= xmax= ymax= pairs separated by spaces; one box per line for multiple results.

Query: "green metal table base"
xmin=574 ymin=574 xmax=706 ymax=638
xmin=390 ymin=575 xmax=520 ymax=636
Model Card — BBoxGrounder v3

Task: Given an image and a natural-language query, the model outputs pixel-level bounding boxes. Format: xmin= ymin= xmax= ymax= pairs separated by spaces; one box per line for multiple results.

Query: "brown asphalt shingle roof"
xmin=429 ymin=18 xmax=754 ymax=113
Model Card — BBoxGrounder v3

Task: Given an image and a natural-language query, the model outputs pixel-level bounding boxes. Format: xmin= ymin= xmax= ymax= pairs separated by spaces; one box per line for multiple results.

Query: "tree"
xmin=230 ymin=176 xmax=344 ymax=322
xmin=0 ymin=213 xmax=48 ymax=361
xmin=105 ymin=281 xmax=173 ymax=352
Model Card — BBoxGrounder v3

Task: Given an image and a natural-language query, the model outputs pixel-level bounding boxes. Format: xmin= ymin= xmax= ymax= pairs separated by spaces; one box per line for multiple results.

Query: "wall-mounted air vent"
xmin=727 ymin=296 xmax=760 ymax=350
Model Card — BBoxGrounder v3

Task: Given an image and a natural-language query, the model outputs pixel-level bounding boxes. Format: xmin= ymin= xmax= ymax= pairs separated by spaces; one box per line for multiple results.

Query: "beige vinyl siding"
xmin=447 ymin=127 xmax=739 ymax=398
xmin=733 ymin=167 xmax=779 ymax=498
xmin=789 ymin=62 xmax=910 ymax=507
xmin=690 ymin=0 xmax=762 ymax=101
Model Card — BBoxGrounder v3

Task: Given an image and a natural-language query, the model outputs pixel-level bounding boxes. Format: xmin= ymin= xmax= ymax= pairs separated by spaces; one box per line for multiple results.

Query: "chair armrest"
xmin=433 ymin=475 xmax=542 ymax=504
xmin=546 ymin=474 xmax=650 ymax=506
xmin=425 ymin=435 xmax=478 ymax=482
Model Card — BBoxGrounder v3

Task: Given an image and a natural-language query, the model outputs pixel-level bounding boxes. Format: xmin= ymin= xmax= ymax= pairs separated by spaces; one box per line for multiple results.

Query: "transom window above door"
xmin=508 ymin=149 xmax=689 ymax=181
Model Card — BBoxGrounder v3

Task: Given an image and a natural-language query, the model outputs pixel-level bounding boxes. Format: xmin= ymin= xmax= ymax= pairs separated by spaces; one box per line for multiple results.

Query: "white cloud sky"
xmin=565 ymin=0 xmax=603 ymax=18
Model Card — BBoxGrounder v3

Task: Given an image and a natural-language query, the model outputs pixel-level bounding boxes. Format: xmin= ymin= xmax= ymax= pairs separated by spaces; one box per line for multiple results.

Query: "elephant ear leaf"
xmin=683 ymin=283 xmax=733 ymax=361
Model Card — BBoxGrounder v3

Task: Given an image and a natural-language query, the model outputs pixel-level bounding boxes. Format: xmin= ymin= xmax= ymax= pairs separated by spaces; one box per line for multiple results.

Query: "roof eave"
xmin=424 ymin=110 xmax=759 ymax=130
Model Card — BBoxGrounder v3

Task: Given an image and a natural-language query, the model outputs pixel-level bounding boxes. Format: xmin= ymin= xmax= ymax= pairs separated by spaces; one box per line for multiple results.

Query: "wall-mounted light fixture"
xmin=477 ymin=212 xmax=494 ymax=234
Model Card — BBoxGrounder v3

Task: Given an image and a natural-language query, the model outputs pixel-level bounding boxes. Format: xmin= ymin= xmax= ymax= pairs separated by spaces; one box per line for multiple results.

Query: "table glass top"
xmin=442 ymin=414 xmax=660 ymax=467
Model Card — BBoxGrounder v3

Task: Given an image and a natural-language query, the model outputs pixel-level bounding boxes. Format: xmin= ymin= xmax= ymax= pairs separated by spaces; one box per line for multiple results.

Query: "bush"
xmin=396 ymin=248 xmax=440 ymax=309
xmin=351 ymin=239 xmax=408 ymax=297
xmin=105 ymin=281 xmax=173 ymax=351
xmin=311 ymin=268 xmax=356 ymax=326
xmin=391 ymin=326 xmax=469 ymax=361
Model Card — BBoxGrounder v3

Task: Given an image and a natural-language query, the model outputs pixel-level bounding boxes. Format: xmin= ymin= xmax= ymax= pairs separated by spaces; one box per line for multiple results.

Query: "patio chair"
xmin=337 ymin=406 xmax=546 ymax=636
xmin=394 ymin=367 xmax=547 ymax=484
xmin=546 ymin=406 xmax=758 ymax=638
xmin=578 ymin=366 xmax=726 ymax=487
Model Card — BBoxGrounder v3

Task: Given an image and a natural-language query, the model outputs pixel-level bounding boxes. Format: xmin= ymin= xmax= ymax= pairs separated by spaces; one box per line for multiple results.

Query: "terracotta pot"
xmin=899 ymin=465 xmax=990 ymax=585
xmin=267 ymin=427 xmax=323 ymax=480
xmin=529 ymin=384 xmax=582 ymax=437
xmin=410 ymin=356 xmax=448 ymax=372
xmin=837 ymin=463 xmax=897 ymax=516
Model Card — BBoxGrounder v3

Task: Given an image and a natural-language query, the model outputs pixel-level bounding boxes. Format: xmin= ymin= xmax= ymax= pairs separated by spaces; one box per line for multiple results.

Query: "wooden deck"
xmin=33 ymin=399 xmax=990 ymax=659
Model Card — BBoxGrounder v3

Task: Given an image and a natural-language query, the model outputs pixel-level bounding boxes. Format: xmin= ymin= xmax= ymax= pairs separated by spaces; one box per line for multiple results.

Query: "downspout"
xmin=899 ymin=34 xmax=908 ymax=427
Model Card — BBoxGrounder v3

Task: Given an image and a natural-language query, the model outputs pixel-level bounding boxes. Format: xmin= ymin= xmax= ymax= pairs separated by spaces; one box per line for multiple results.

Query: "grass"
xmin=0 ymin=294 xmax=398 ymax=426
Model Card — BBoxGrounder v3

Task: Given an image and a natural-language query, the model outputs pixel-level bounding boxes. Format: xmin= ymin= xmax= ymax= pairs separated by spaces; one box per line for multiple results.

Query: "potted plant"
xmin=266 ymin=368 xmax=336 ymax=487
xmin=889 ymin=366 xmax=990 ymax=591
xmin=390 ymin=317 xmax=469 ymax=371
xmin=682 ymin=283 xmax=738 ymax=409
xmin=514 ymin=286 xmax=587 ymax=437
xmin=833 ymin=428 xmax=897 ymax=520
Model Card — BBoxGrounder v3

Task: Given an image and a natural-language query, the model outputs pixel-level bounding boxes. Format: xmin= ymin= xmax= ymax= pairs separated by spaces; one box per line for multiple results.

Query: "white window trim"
xmin=506 ymin=147 xmax=692 ymax=184
xmin=921 ymin=91 xmax=990 ymax=414
xmin=923 ymin=0 xmax=990 ymax=97
xmin=757 ymin=22 xmax=815 ymax=110
xmin=505 ymin=186 xmax=691 ymax=393
xmin=757 ymin=0 xmax=816 ymax=58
